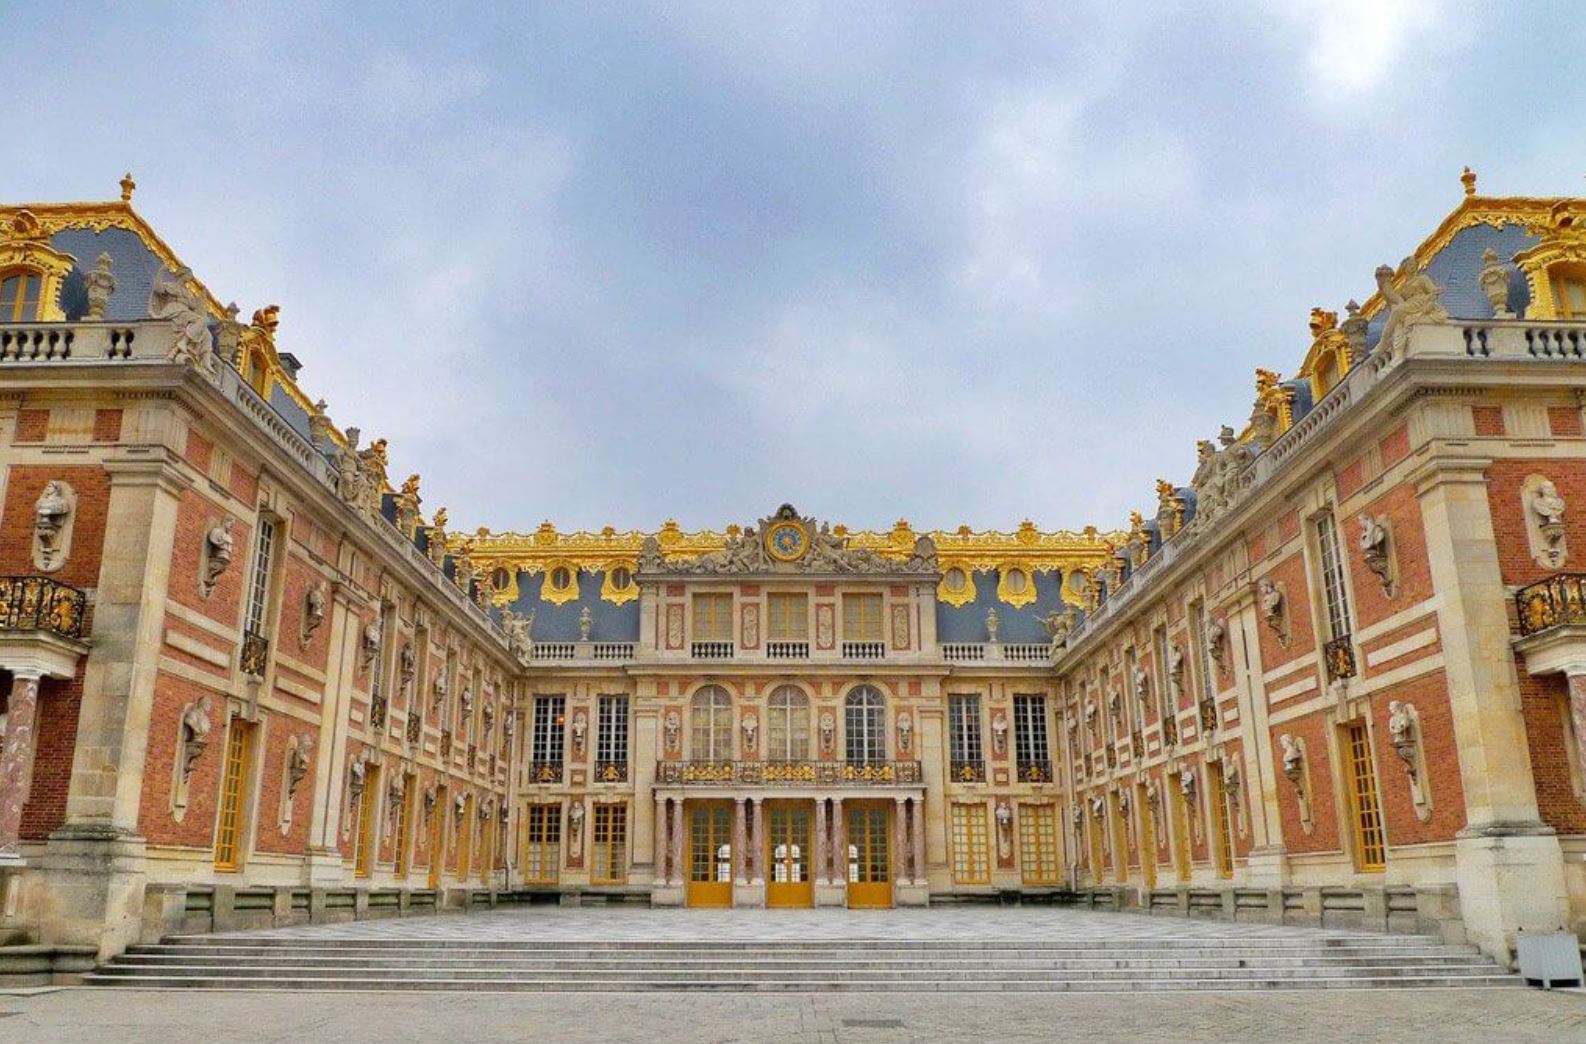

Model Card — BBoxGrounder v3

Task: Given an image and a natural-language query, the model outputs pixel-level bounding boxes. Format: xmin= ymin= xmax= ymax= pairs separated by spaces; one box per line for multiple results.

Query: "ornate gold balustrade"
xmin=654 ymin=759 xmax=924 ymax=787
xmin=0 ymin=575 xmax=86 ymax=639
xmin=1516 ymin=573 xmax=1586 ymax=636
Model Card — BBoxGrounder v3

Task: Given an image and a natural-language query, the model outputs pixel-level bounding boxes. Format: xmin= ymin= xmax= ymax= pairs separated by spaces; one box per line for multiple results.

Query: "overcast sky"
xmin=6 ymin=2 xmax=1584 ymax=534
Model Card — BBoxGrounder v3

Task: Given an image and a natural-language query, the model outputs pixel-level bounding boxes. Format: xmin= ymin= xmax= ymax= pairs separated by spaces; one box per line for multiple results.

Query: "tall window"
xmin=949 ymin=803 xmax=991 ymax=884
xmin=1019 ymin=803 xmax=1061 ymax=885
xmin=523 ymin=803 xmax=562 ymax=884
xmin=0 ymin=270 xmax=41 ymax=322
xmin=592 ymin=803 xmax=628 ymax=883
xmin=692 ymin=593 xmax=733 ymax=642
xmin=354 ymin=761 xmax=381 ymax=879
xmin=531 ymin=695 xmax=566 ymax=779
xmin=243 ymin=517 xmax=277 ymax=636
xmin=369 ymin=601 xmax=393 ymax=715
xmin=393 ymin=774 xmax=414 ymax=877
xmin=948 ymin=694 xmax=984 ymax=781
xmin=1555 ymin=269 xmax=1586 ymax=318
xmin=1316 ymin=511 xmax=1353 ymax=641
xmin=844 ymin=686 xmax=886 ymax=764
xmin=766 ymin=685 xmax=809 ymax=760
xmin=767 ymin=592 xmax=808 ymax=641
xmin=213 ymin=719 xmax=255 ymax=872
xmin=1189 ymin=601 xmax=1215 ymax=701
xmin=1152 ymin=625 xmax=1172 ymax=719
xmin=1209 ymin=762 xmax=1234 ymax=879
xmin=1344 ymin=721 xmax=1386 ymax=871
xmin=690 ymin=685 xmax=733 ymax=760
xmin=1013 ymin=694 xmax=1050 ymax=782
xmin=596 ymin=695 xmax=629 ymax=781
xmin=842 ymin=594 xmax=883 ymax=642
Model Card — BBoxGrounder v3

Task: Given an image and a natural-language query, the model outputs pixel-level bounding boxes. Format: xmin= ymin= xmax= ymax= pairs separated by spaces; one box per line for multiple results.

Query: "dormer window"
xmin=1552 ymin=264 xmax=1586 ymax=319
xmin=0 ymin=269 xmax=41 ymax=321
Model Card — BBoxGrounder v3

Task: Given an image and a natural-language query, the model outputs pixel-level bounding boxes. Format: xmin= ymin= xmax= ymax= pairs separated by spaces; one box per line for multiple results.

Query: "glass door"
xmin=687 ymin=801 xmax=734 ymax=907
xmin=766 ymin=802 xmax=813 ymax=908
xmin=845 ymin=802 xmax=892 ymax=908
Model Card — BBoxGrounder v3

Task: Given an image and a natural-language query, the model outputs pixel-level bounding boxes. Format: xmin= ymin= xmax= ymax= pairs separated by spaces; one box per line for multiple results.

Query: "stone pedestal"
xmin=814 ymin=882 xmax=847 ymax=907
xmin=1454 ymin=826 xmax=1569 ymax=967
xmin=27 ymin=827 xmax=147 ymax=961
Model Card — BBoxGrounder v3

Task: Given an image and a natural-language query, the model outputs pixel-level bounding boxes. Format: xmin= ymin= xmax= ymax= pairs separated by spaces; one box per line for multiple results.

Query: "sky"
xmin=5 ymin=1 xmax=1585 ymax=534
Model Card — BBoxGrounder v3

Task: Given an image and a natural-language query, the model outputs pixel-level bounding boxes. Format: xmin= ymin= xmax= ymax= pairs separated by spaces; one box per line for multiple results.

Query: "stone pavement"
xmin=3 ymin=985 xmax=1586 ymax=1043
xmin=210 ymin=904 xmax=1414 ymax=943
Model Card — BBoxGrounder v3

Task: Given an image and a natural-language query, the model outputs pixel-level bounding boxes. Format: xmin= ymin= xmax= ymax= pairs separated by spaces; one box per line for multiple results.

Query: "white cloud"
xmin=1263 ymin=0 xmax=1442 ymax=95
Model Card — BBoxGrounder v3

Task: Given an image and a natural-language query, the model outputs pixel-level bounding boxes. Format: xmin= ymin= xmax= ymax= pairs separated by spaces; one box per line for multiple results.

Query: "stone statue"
xmin=1279 ymin=734 xmax=1304 ymax=787
xmin=1258 ymin=577 xmax=1286 ymax=642
xmin=286 ymin=736 xmax=313 ymax=799
xmin=1532 ymin=479 xmax=1567 ymax=528
xmin=1167 ymin=643 xmax=1185 ymax=695
xmin=818 ymin=711 xmax=836 ymax=753
xmin=399 ymin=643 xmax=416 ymax=688
xmin=741 ymin=712 xmax=758 ymax=752
xmin=1132 ymin=665 xmax=1149 ymax=706
xmin=664 ymin=709 xmax=682 ymax=753
xmin=360 ymin=619 xmax=382 ymax=672
xmin=638 ymin=535 xmax=664 ymax=572
xmin=85 ymin=252 xmax=116 ymax=320
xmin=1374 ymin=257 xmax=1447 ymax=359
xmin=502 ymin=608 xmax=535 ymax=666
xmin=149 ymin=266 xmax=215 ymax=374
xmin=1339 ymin=299 xmax=1369 ymax=356
xmin=1039 ymin=608 xmax=1075 ymax=654
xmin=1179 ymin=768 xmax=1196 ymax=798
xmin=179 ymin=697 xmax=213 ymax=782
xmin=347 ymin=754 xmax=370 ymax=800
xmin=1478 ymin=248 xmax=1513 ymax=318
xmin=985 ymin=607 xmax=1000 ymax=644
xmin=1204 ymin=618 xmax=1227 ymax=674
xmin=336 ymin=427 xmax=366 ymax=505
xmin=570 ymin=709 xmax=587 ymax=753
xmin=1387 ymin=701 xmax=1418 ymax=776
xmin=202 ymin=517 xmax=235 ymax=597
xmin=991 ymin=710 xmax=1009 ymax=754
xmin=578 ymin=606 xmax=592 ymax=641
xmin=897 ymin=711 xmax=913 ymax=752
xmin=568 ymin=802 xmax=586 ymax=838
xmin=302 ymin=581 xmax=328 ymax=644
xmin=1358 ymin=513 xmax=1392 ymax=593
xmin=905 ymin=535 xmax=939 ymax=572
xmin=33 ymin=480 xmax=71 ymax=569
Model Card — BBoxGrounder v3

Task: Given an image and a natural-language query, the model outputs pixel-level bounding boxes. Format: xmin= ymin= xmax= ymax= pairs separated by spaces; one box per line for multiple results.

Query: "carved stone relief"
xmin=171 ymin=696 xmax=213 ymax=822
xmin=200 ymin=517 xmax=236 ymax=599
xmin=32 ymin=480 xmax=74 ymax=572
xmin=1278 ymin=733 xmax=1313 ymax=834
xmin=301 ymin=581 xmax=329 ymax=646
xmin=1358 ymin=513 xmax=1395 ymax=597
xmin=1258 ymin=578 xmax=1288 ymax=646
xmin=1388 ymin=701 xmax=1433 ymax=822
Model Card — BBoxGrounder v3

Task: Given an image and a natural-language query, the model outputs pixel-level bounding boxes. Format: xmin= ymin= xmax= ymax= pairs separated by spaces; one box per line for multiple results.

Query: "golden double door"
xmin=845 ymin=802 xmax=893 ymax=908
xmin=687 ymin=802 xmax=734 ymax=908
xmin=765 ymin=802 xmax=813 ymax=908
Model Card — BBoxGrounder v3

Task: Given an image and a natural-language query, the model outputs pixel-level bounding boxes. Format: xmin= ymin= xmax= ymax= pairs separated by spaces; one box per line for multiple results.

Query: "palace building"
xmin=3 ymin=170 xmax=1586 ymax=970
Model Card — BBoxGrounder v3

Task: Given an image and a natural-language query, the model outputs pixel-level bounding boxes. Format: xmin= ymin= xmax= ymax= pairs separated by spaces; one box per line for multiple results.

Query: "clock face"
xmin=765 ymin=520 xmax=808 ymax=562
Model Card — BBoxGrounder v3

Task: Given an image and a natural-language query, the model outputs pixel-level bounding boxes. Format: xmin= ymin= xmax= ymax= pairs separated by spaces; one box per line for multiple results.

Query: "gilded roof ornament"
xmin=120 ymin=172 xmax=136 ymax=203
xmin=1461 ymin=166 xmax=1477 ymax=198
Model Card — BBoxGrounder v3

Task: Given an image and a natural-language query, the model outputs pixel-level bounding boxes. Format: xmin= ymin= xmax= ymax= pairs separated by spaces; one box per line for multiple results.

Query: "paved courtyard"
xmin=211 ymin=903 xmax=1393 ymax=943
xmin=3 ymin=986 xmax=1585 ymax=1043
xmin=6 ymin=908 xmax=1586 ymax=1041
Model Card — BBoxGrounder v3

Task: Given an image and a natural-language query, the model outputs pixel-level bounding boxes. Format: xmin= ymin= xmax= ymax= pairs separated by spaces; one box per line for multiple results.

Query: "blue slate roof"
xmin=49 ymin=227 xmax=165 ymax=322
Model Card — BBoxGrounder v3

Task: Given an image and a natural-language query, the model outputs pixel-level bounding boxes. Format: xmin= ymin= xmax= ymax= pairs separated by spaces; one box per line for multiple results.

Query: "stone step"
xmin=108 ymin=952 xmax=1496 ymax=970
xmin=80 ymin=971 xmax=1524 ymax=992
xmin=87 ymin=961 xmax=1506 ymax=981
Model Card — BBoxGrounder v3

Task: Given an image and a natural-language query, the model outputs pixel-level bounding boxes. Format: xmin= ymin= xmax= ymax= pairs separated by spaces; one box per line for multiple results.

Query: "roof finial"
xmin=1460 ymin=166 xmax=1477 ymax=197
xmin=120 ymin=172 xmax=136 ymax=203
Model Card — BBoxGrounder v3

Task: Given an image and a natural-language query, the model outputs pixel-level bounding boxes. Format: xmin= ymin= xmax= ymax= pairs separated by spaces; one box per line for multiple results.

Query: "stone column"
xmin=0 ymin=673 xmax=43 ymax=859
xmin=911 ymin=796 xmax=926 ymax=886
xmin=893 ymin=795 xmax=909 ymax=883
xmin=1415 ymin=457 xmax=1567 ymax=964
xmin=813 ymin=798 xmax=828 ymax=885
xmin=306 ymin=578 xmax=363 ymax=883
xmin=37 ymin=458 xmax=186 ymax=958
xmin=670 ymin=798 xmax=685 ymax=887
xmin=831 ymin=797 xmax=846 ymax=885
xmin=732 ymin=798 xmax=748 ymax=885
xmin=653 ymin=794 xmax=669 ymax=886
xmin=749 ymin=797 xmax=764 ymax=885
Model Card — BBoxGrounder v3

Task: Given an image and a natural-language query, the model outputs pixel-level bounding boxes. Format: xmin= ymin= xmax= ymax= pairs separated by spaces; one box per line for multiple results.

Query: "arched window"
xmin=0 ymin=269 xmax=42 ymax=322
xmin=845 ymin=686 xmax=886 ymax=765
xmin=690 ymin=685 xmax=733 ymax=761
xmin=766 ymin=685 xmax=809 ymax=761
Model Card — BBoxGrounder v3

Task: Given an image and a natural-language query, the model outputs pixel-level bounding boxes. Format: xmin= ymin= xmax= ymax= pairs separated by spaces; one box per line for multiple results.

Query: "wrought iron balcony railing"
xmin=0 ymin=575 xmax=87 ymax=639
xmin=1161 ymin=712 xmax=1179 ymax=747
xmin=1516 ymin=573 xmax=1586 ymax=636
xmin=654 ymin=759 xmax=924 ymax=787
xmin=240 ymin=628 xmax=269 ymax=677
xmin=1323 ymin=634 xmax=1357 ymax=681
xmin=950 ymin=758 xmax=986 ymax=783
xmin=405 ymin=711 xmax=422 ymax=745
xmin=594 ymin=759 xmax=629 ymax=783
xmin=529 ymin=760 xmax=563 ymax=784
xmin=1016 ymin=758 xmax=1054 ymax=784
xmin=1199 ymin=698 xmax=1219 ymax=734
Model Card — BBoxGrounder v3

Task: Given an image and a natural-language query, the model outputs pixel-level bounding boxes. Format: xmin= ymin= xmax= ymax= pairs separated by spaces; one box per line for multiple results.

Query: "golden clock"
xmin=765 ymin=520 xmax=809 ymax=562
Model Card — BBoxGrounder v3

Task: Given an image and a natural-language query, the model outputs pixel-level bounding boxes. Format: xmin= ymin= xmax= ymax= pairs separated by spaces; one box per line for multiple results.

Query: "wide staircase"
xmin=85 ymin=932 xmax=1517 ymax=991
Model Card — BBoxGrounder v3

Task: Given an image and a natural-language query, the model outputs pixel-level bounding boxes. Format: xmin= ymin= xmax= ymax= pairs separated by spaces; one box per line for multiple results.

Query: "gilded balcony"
xmin=1516 ymin=573 xmax=1586 ymax=636
xmin=0 ymin=575 xmax=86 ymax=640
xmin=654 ymin=759 xmax=924 ymax=787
